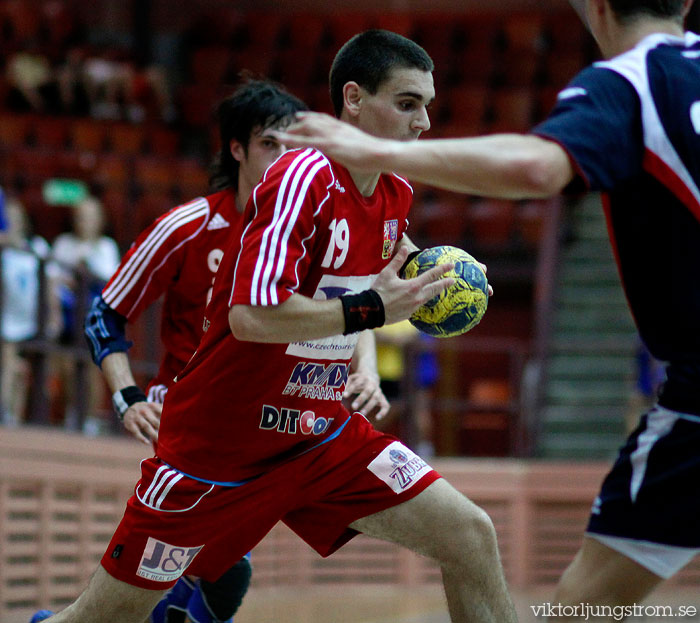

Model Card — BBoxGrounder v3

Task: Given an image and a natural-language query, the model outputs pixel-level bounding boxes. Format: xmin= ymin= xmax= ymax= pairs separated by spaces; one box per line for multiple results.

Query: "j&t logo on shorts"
xmin=137 ymin=537 xmax=203 ymax=582
xmin=259 ymin=405 xmax=334 ymax=435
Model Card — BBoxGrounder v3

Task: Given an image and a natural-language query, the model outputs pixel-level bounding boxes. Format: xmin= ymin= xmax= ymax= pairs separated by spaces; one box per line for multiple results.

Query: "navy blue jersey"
xmin=534 ymin=32 xmax=700 ymax=411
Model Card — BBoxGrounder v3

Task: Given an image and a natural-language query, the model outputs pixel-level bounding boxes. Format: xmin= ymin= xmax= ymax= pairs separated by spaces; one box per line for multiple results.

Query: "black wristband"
xmin=112 ymin=385 xmax=147 ymax=421
xmin=340 ymin=289 xmax=385 ymax=335
xmin=399 ymin=250 xmax=421 ymax=278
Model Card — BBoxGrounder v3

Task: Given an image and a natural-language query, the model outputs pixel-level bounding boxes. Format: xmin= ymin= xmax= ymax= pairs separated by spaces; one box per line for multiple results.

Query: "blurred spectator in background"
xmin=50 ymin=195 xmax=119 ymax=430
xmin=82 ymin=47 xmax=134 ymax=121
xmin=5 ymin=40 xmax=61 ymax=113
xmin=55 ymin=45 xmax=91 ymax=116
xmin=82 ymin=47 xmax=174 ymax=123
xmin=0 ymin=195 xmax=61 ymax=425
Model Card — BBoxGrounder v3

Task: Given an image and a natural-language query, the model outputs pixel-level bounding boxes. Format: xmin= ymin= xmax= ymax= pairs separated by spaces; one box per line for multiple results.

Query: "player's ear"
xmin=229 ymin=139 xmax=246 ymax=163
xmin=342 ymin=82 xmax=363 ymax=118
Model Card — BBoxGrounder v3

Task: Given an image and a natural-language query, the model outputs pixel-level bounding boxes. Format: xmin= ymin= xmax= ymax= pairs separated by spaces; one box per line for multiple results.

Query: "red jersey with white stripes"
xmin=157 ymin=148 xmax=413 ymax=482
xmin=101 ymin=189 xmax=242 ymax=389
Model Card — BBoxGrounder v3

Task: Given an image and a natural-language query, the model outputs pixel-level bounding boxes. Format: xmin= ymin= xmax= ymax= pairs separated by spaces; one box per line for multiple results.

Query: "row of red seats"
xmin=188 ymin=9 xmax=592 ymax=57
xmin=0 ymin=113 xmax=182 ymax=156
xmin=409 ymin=188 xmax=551 ymax=253
xmin=0 ymin=146 xmax=208 ymax=194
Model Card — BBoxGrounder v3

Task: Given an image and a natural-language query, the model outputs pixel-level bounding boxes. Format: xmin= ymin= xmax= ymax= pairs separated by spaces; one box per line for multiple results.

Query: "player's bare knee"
xmin=434 ymin=503 xmax=499 ymax=570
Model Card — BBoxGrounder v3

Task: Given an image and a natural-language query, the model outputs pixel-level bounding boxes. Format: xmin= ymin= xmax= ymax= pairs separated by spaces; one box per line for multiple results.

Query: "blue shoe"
xmin=30 ymin=611 xmax=54 ymax=623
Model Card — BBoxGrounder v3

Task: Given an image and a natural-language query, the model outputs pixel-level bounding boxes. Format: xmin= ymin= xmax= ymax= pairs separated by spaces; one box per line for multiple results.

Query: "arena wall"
xmin=1 ymin=427 xmax=698 ymax=619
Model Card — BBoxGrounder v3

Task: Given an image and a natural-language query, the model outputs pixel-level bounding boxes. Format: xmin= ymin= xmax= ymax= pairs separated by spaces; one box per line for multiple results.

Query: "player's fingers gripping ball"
xmin=402 ymin=245 xmax=489 ymax=338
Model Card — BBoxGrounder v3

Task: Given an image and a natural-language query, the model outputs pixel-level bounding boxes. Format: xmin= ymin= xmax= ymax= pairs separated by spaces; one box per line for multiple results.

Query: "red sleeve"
xmin=102 ymin=197 xmax=210 ymax=320
xmin=230 ymin=149 xmax=333 ymax=307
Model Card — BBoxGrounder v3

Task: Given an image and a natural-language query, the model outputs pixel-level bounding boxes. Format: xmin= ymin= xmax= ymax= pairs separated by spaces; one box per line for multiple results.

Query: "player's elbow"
xmin=515 ymin=140 xmax=573 ymax=197
xmin=229 ymin=305 xmax=260 ymax=341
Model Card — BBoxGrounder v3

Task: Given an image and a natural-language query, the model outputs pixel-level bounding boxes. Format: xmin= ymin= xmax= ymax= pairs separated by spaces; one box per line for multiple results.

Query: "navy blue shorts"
xmin=587 ymin=405 xmax=700 ymax=548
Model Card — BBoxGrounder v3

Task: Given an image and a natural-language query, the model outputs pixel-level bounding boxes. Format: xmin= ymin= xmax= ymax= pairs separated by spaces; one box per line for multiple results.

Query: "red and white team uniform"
xmin=160 ymin=148 xmax=419 ymax=481
xmin=101 ymin=149 xmax=441 ymax=589
xmin=101 ymin=189 xmax=242 ymax=395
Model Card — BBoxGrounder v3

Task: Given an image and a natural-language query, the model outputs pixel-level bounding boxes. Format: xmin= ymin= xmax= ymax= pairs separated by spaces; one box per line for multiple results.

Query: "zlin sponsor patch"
xmin=367 ymin=442 xmax=431 ymax=493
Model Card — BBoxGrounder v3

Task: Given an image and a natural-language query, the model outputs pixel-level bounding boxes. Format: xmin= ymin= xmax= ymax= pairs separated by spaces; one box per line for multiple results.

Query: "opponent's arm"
xmin=229 ymin=246 xmax=454 ymax=343
xmin=84 ymin=296 xmax=161 ymax=445
xmin=275 ymin=113 xmax=574 ymax=199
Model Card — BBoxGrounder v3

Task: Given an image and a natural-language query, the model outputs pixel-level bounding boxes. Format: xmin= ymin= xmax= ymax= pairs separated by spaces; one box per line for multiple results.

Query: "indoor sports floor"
xmin=7 ymin=585 xmax=700 ymax=622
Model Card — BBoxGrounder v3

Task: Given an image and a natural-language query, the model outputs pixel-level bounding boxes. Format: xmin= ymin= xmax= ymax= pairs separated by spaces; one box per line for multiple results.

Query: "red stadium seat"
xmin=134 ymin=155 xmax=177 ymax=193
xmin=178 ymin=84 xmax=219 ymax=129
xmin=502 ymin=14 xmax=545 ymax=53
xmin=307 ymin=84 xmax=333 ymax=116
xmin=374 ymin=13 xmax=415 ymax=38
xmin=134 ymin=191 xmax=175 ymax=232
xmin=535 ymin=85 xmax=562 ymax=121
xmin=325 ymin=13 xmax=372 ymax=49
xmin=94 ymin=154 xmax=130 ymax=189
xmin=516 ymin=200 xmax=551 ymax=248
xmin=229 ymin=46 xmax=276 ymax=79
xmin=0 ymin=112 xmax=32 ymax=147
xmin=542 ymin=50 xmax=588 ymax=89
xmin=410 ymin=192 xmax=469 ymax=248
xmin=459 ymin=378 xmax=512 ymax=457
xmin=70 ymin=119 xmax=107 ymax=153
xmin=272 ymin=52 xmax=319 ymax=88
xmin=437 ymin=85 xmax=489 ymax=135
xmin=283 ymin=14 xmax=328 ymax=51
xmin=544 ymin=11 xmax=592 ymax=55
xmin=242 ymin=12 xmax=285 ymax=49
xmin=190 ymin=46 xmax=232 ymax=85
xmin=176 ymin=158 xmax=210 ymax=197
xmin=487 ymin=87 xmax=535 ymax=133
xmin=495 ymin=49 xmax=542 ymax=88
xmin=31 ymin=117 xmax=71 ymax=149
xmin=466 ymin=198 xmax=516 ymax=250
xmin=145 ymin=126 xmax=180 ymax=157
xmin=13 ymin=147 xmax=61 ymax=182
xmin=108 ymin=122 xmax=146 ymax=155
xmin=1 ymin=0 xmax=40 ymax=41
xmin=100 ymin=188 xmax=132 ymax=246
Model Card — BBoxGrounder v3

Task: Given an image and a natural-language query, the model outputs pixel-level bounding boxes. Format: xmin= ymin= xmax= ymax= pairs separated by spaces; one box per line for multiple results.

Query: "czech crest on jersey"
xmin=382 ymin=219 xmax=398 ymax=259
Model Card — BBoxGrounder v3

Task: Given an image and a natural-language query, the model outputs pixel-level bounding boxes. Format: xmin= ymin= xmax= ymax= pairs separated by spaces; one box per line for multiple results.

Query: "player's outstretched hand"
xmin=123 ymin=401 xmax=162 ymax=445
xmin=273 ymin=112 xmax=395 ymax=173
xmin=344 ymin=370 xmax=390 ymax=420
xmin=373 ymin=246 xmax=454 ymax=326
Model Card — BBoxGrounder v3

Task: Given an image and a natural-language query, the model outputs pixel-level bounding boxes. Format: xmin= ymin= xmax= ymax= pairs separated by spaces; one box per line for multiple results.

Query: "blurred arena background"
xmin=1 ymin=1 xmax=699 ymax=621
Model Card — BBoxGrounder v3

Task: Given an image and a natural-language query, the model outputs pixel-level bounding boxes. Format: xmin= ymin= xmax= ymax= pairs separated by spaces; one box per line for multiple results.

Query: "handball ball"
xmin=403 ymin=245 xmax=489 ymax=338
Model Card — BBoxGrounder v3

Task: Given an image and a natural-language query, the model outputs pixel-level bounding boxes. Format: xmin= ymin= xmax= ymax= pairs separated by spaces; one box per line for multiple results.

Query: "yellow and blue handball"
xmin=403 ymin=245 xmax=489 ymax=338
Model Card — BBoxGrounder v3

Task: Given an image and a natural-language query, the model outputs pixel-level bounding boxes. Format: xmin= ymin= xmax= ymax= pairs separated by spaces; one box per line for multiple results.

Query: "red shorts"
xmin=101 ymin=413 xmax=441 ymax=589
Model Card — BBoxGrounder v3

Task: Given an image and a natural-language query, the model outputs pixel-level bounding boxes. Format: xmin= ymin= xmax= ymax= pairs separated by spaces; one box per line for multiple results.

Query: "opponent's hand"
xmin=273 ymin=112 xmax=396 ymax=173
xmin=372 ymin=246 xmax=454 ymax=325
xmin=344 ymin=370 xmax=390 ymax=420
xmin=123 ymin=401 xmax=162 ymax=445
